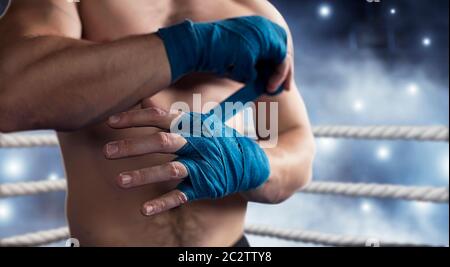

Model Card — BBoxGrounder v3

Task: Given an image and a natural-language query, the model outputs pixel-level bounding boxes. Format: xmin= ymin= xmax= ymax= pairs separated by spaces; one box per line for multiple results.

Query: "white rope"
xmin=1 ymin=179 xmax=448 ymax=203
xmin=0 ymin=180 xmax=67 ymax=198
xmin=0 ymin=225 xmax=440 ymax=247
xmin=0 ymin=227 xmax=69 ymax=247
xmin=1 ymin=126 xmax=448 ymax=148
xmin=300 ymin=182 xmax=449 ymax=203
xmin=244 ymin=225 xmax=439 ymax=247
xmin=0 ymin=133 xmax=59 ymax=148
xmin=313 ymin=125 xmax=449 ymax=142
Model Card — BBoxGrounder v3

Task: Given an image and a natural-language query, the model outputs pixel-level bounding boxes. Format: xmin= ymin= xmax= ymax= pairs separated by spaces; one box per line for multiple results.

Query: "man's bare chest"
xmin=76 ymin=0 xmax=251 ymax=42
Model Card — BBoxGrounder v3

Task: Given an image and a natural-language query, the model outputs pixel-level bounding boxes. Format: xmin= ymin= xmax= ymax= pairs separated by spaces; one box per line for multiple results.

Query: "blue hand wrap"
xmin=159 ymin=16 xmax=288 ymax=201
xmin=157 ymin=16 xmax=287 ymax=83
xmin=174 ymin=113 xmax=270 ymax=201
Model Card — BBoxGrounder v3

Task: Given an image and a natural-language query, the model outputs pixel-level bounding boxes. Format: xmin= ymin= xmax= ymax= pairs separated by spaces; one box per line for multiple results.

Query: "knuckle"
xmin=116 ymin=113 xmax=128 ymax=124
xmin=157 ymin=132 xmax=171 ymax=149
xmin=167 ymin=162 xmax=181 ymax=178
xmin=135 ymin=169 xmax=147 ymax=184
xmin=143 ymin=107 xmax=163 ymax=121
xmin=118 ymin=139 xmax=131 ymax=154
xmin=142 ymin=108 xmax=154 ymax=118
xmin=153 ymin=200 xmax=167 ymax=211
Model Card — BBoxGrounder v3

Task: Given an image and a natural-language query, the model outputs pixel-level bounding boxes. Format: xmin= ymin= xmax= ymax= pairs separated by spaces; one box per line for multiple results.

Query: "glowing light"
xmin=0 ymin=202 xmax=12 ymax=221
xmin=3 ymin=158 xmax=24 ymax=178
xmin=361 ymin=202 xmax=372 ymax=213
xmin=317 ymin=138 xmax=338 ymax=154
xmin=413 ymin=202 xmax=433 ymax=214
xmin=318 ymin=4 xmax=332 ymax=18
xmin=376 ymin=146 xmax=391 ymax=161
xmin=407 ymin=83 xmax=419 ymax=96
xmin=353 ymin=100 xmax=365 ymax=112
xmin=390 ymin=8 xmax=397 ymax=15
xmin=422 ymin=37 xmax=432 ymax=47
xmin=48 ymin=173 xmax=59 ymax=181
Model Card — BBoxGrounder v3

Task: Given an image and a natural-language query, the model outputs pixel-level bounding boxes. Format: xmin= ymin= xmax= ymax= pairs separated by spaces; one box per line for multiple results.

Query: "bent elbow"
xmin=299 ymin=131 xmax=316 ymax=188
xmin=0 ymin=118 xmax=16 ymax=133
xmin=298 ymin=143 xmax=316 ymax=190
xmin=0 ymin=84 xmax=17 ymax=132
xmin=0 ymin=97 xmax=36 ymax=133
xmin=0 ymin=105 xmax=85 ymax=133
xmin=0 ymin=83 xmax=37 ymax=133
xmin=0 ymin=75 xmax=28 ymax=132
xmin=297 ymin=163 xmax=313 ymax=191
xmin=0 ymin=85 xmax=88 ymax=133
xmin=269 ymin=172 xmax=313 ymax=205
xmin=0 ymin=119 xmax=18 ymax=133
xmin=270 ymin=141 xmax=316 ymax=204
xmin=0 ymin=101 xmax=21 ymax=133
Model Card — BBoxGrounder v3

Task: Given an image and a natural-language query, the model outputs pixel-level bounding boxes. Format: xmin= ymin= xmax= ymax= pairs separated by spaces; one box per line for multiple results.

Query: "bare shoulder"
xmin=236 ymin=0 xmax=294 ymax=57
xmin=0 ymin=0 xmax=81 ymax=39
xmin=235 ymin=0 xmax=289 ymax=27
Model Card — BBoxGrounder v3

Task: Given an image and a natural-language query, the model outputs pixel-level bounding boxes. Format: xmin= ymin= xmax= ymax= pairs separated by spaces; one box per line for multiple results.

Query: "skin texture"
xmin=0 ymin=0 xmax=315 ymax=246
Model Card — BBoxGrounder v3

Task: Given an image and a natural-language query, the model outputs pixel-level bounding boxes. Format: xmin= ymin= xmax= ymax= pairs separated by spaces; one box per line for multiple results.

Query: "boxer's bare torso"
xmin=57 ymin=0 xmax=276 ymax=247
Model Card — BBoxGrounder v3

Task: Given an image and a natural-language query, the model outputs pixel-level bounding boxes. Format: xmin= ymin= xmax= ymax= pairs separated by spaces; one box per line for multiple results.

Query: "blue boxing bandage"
xmin=173 ymin=113 xmax=270 ymax=201
xmin=157 ymin=16 xmax=287 ymax=83
xmin=159 ymin=16 xmax=289 ymax=201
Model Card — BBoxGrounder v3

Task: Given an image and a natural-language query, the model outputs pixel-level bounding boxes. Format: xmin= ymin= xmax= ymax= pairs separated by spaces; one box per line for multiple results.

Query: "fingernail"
xmin=172 ymin=166 xmax=180 ymax=178
xmin=180 ymin=192 xmax=188 ymax=203
xmin=144 ymin=205 xmax=154 ymax=216
xmin=106 ymin=143 xmax=119 ymax=156
xmin=109 ymin=115 xmax=121 ymax=124
xmin=120 ymin=174 xmax=132 ymax=185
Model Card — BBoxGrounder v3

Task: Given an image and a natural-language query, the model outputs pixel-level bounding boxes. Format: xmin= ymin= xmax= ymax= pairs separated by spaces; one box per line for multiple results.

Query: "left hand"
xmin=103 ymin=104 xmax=271 ymax=216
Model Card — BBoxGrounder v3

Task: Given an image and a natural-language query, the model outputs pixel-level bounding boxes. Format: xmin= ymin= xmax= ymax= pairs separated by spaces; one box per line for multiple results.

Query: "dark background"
xmin=0 ymin=0 xmax=448 ymax=246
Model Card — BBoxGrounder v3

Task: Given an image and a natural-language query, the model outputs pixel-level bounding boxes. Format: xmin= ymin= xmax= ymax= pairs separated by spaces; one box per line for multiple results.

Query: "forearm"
xmin=244 ymin=126 xmax=315 ymax=204
xmin=0 ymin=34 xmax=170 ymax=132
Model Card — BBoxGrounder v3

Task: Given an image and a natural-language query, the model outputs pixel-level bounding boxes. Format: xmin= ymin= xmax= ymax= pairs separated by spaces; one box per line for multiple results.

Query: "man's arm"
xmin=97 ymin=6 xmax=315 ymax=213
xmin=247 ymin=85 xmax=315 ymax=204
xmin=0 ymin=0 xmax=171 ymax=132
xmin=242 ymin=1 xmax=316 ymax=204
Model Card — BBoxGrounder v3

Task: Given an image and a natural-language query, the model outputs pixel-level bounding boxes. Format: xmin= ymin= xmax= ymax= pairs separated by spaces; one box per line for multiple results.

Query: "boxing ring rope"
xmin=312 ymin=125 xmax=449 ymax=142
xmin=0 ymin=224 xmax=441 ymax=247
xmin=0 ymin=133 xmax=58 ymax=148
xmin=302 ymin=182 xmax=448 ymax=203
xmin=243 ymin=225 xmax=438 ymax=247
xmin=1 ymin=125 xmax=448 ymax=148
xmin=0 ymin=180 xmax=67 ymax=198
xmin=0 ymin=227 xmax=70 ymax=247
xmin=0 ymin=125 xmax=448 ymax=247
xmin=1 ymin=179 xmax=448 ymax=203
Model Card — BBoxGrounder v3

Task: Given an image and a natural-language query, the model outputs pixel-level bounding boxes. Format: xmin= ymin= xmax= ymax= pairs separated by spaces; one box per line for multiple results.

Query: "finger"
xmin=117 ymin=162 xmax=188 ymax=188
xmin=266 ymin=55 xmax=291 ymax=93
xmin=141 ymin=189 xmax=189 ymax=216
xmin=104 ymin=132 xmax=187 ymax=159
xmin=108 ymin=107 xmax=182 ymax=130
